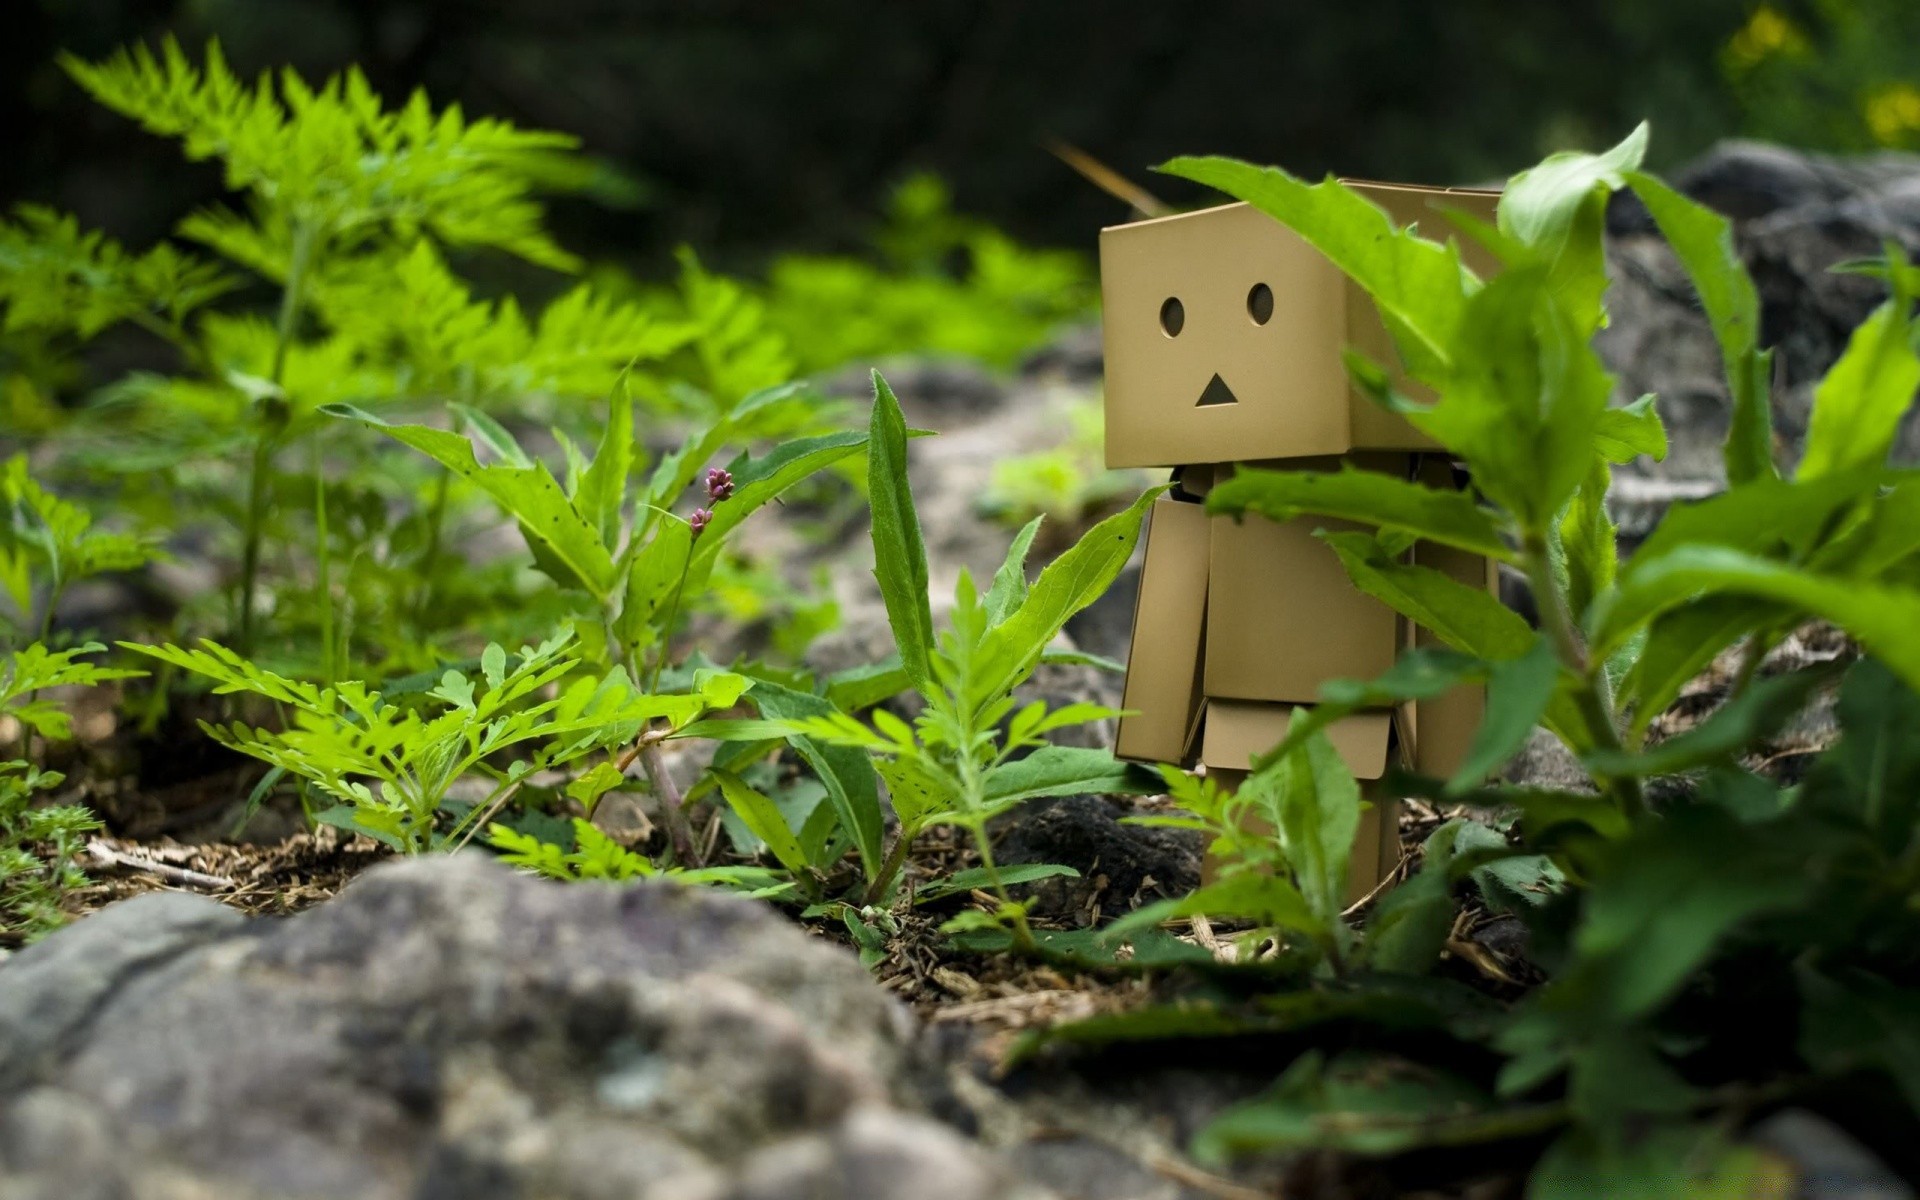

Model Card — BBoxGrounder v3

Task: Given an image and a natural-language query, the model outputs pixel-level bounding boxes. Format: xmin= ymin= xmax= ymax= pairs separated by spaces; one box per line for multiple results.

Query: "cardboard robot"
xmin=1100 ymin=183 xmax=1504 ymax=902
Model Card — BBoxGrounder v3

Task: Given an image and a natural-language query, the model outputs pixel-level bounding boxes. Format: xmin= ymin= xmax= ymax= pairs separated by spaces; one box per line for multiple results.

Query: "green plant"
xmin=759 ymin=174 xmax=1096 ymax=374
xmin=976 ymin=400 xmax=1151 ymax=536
xmin=4 ymin=39 xmax=689 ymax=666
xmin=0 ymin=455 xmax=155 ymax=644
xmin=0 ymin=644 xmax=142 ymax=941
xmin=124 ymin=631 xmax=745 ymax=854
xmin=1022 ymin=127 xmax=1920 ymax=1191
xmin=694 ymin=373 xmax=1160 ymax=924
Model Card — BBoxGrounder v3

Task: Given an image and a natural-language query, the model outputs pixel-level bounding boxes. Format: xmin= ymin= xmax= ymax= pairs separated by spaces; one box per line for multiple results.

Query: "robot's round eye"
xmin=1247 ymin=283 xmax=1274 ymax=325
xmin=1160 ymin=297 xmax=1185 ymax=337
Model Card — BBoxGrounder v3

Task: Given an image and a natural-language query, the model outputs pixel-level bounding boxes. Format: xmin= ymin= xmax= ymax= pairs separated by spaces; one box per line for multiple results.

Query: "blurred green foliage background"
xmin=4 ymin=1 xmax=1917 ymax=278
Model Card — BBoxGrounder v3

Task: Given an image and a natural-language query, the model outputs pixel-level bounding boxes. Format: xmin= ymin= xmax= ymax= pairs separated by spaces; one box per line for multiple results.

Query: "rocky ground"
xmin=6 ymin=141 xmax=1920 ymax=1199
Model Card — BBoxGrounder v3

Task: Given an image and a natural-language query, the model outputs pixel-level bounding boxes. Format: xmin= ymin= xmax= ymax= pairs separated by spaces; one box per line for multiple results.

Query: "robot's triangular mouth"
xmin=1195 ymin=373 xmax=1239 ymax=407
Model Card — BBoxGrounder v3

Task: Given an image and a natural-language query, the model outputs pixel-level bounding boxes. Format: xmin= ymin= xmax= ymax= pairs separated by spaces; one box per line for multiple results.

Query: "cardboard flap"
xmin=1200 ymin=700 xmax=1395 ymax=780
xmin=1114 ymin=496 xmax=1211 ymax=767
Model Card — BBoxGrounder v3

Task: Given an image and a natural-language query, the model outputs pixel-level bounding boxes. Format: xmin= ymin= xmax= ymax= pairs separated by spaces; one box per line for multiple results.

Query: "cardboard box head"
xmin=1099 ymin=182 xmax=1501 ymax=469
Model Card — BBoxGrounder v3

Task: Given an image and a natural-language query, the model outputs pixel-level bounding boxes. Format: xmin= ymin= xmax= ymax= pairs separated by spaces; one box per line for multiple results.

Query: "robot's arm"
xmin=1113 ymin=474 xmax=1211 ymax=767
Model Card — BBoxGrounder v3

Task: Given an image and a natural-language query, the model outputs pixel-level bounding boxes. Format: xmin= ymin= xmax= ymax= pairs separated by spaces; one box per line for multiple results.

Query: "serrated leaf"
xmin=713 ymin=768 xmax=812 ymax=875
xmin=1447 ymin=636 xmax=1560 ymax=793
xmin=984 ymin=516 xmax=1041 ymax=625
xmin=1594 ymin=395 xmax=1668 ymax=464
xmin=1587 ymin=665 xmax=1836 ymax=778
xmin=1798 ymin=282 xmax=1920 ymax=483
xmin=325 ymin=404 xmax=617 ymax=597
xmin=980 ymin=746 xmax=1158 ymax=811
xmin=864 ymin=371 xmax=935 ymax=692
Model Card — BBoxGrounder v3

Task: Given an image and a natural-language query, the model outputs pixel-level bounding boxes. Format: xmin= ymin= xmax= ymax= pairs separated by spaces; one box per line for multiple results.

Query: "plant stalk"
xmin=1521 ymin=533 xmax=1646 ymax=819
xmin=238 ymin=220 xmax=316 ymax=655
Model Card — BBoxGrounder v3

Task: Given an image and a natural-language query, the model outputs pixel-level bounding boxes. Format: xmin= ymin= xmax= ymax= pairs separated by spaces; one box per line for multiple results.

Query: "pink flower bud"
xmin=689 ymin=507 xmax=713 ymax=537
xmin=705 ymin=467 xmax=734 ymax=502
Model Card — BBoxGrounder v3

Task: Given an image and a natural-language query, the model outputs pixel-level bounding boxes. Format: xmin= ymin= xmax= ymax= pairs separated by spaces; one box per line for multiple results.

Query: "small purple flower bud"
xmin=705 ymin=467 xmax=734 ymax=502
xmin=689 ymin=507 xmax=712 ymax=537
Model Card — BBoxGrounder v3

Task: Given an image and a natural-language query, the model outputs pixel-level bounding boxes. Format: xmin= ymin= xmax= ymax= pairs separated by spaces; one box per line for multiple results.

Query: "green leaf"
xmin=1621 ymin=598 xmax=1775 ymax=735
xmin=1320 ymin=532 xmax=1535 ymax=660
xmin=1196 ymin=1051 xmax=1556 ymax=1162
xmin=1557 ymin=459 xmax=1615 ymax=623
xmin=739 ymin=681 xmax=886 ymax=881
xmin=1273 ymin=724 xmax=1363 ymax=925
xmin=1447 ymin=637 xmax=1560 ymax=793
xmin=1623 ymin=171 xmax=1773 ymax=484
xmin=983 ymin=516 xmax=1042 ymax=625
xmin=1798 ymin=282 xmax=1920 ymax=482
xmin=980 ymin=746 xmax=1159 ymax=811
xmin=712 ymin=769 xmax=812 ymax=876
xmin=1104 ymin=872 xmax=1320 ymax=942
xmin=1594 ymin=544 xmax=1920 ymax=694
xmin=1803 ymin=658 xmax=1920 ymax=850
xmin=1799 ymin=965 xmax=1920 ymax=1116
xmin=1205 ymin=465 xmax=1513 ymax=562
xmin=865 ymin=371 xmax=935 ymax=693
xmin=325 ymin=404 xmax=617 ymax=598
xmin=1530 ymin=1125 xmax=1787 ymax=1200
xmin=1363 ymin=821 xmax=1472 ymax=974
xmin=1586 ymin=665 xmax=1836 ymax=778
xmin=616 ymin=518 xmax=692 ymax=656
xmin=1250 ymin=649 xmax=1488 ymax=771
xmin=1594 ymin=395 xmax=1668 ymax=464
xmin=913 ymin=863 xmax=1080 ymax=904
xmin=1499 ymin=124 xmax=1647 ymax=255
xmin=576 ymin=386 xmax=634 ymax=548
xmin=1157 ymin=157 xmax=1474 ymax=377
xmin=969 ymin=485 xmax=1167 ymax=712
xmin=686 ymin=428 xmax=869 ymax=587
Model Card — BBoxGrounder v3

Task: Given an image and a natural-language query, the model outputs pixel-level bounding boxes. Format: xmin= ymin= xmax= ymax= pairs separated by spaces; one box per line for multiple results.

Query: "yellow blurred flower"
xmin=1864 ymin=82 xmax=1920 ymax=145
xmin=1725 ymin=6 xmax=1810 ymax=71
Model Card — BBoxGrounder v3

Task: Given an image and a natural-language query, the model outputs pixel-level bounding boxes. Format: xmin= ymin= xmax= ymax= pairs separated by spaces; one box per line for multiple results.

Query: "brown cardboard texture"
xmin=1100 ymin=183 xmax=1501 ymax=469
xmin=1408 ymin=457 xmax=1498 ymax=777
xmin=1204 ymin=504 xmax=1400 ymax=704
xmin=1114 ymin=495 xmax=1210 ymax=766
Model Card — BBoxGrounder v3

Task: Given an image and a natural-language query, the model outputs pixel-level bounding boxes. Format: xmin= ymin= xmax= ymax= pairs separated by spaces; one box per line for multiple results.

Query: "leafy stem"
xmin=237 ymin=219 xmax=316 ymax=656
xmin=1523 ymin=531 xmax=1645 ymax=819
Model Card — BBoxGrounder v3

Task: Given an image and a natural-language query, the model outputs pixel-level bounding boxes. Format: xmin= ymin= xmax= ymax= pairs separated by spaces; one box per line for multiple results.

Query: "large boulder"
xmin=0 ymin=856 xmax=1043 ymax=1200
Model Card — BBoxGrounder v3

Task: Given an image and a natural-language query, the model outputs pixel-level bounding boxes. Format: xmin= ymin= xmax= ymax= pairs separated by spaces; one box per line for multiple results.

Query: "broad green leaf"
xmin=1629 ymin=471 xmax=1882 ymax=568
xmin=1251 ymin=649 xmax=1489 ymax=771
xmin=1411 ymin=265 xmax=1612 ymax=525
xmin=740 ymin=681 xmax=886 ymax=879
xmin=1798 ymin=285 xmax=1920 ymax=482
xmin=1273 ymin=724 xmax=1363 ymax=925
xmin=1802 ymin=659 xmax=1920 ymax=850
xmin=1594 ymin=544 xmax=1920 ymax=693
xmin=1623 ymin=171 xmax=1773 ymax=485
xmin=686 ymin=428 xmax=869 ymax=586
xmin=615 ymin=517 xmax=692 ymax=656
xmin=1586 ymin=665 xmax=1836 ymax=778
xmin=453 ymin=404 xmax=534 ymax=469
xmin=1593 ymin=395 xmax=1668 ymax=464
xmin=983 ymin=516 xmax=1041 ymax=625
xmin=969 ymin=486 xmax=1165 ymax=713
xmin=1557 ymin=459 xmax=1615 ymax=623
xmin=1196 ymin=1051 xmax=1551 ymax=1162
xmin=1499 ymin=124 xmax=1647 ymax=255
xmin=576 ymin=386 xmax=634 ymax=548
xmin=1364 ymin=821 xmax=1472 ymax=974
xmin=1158 ymin=156 xmax=1474 ymax=378
xmin=875 ymin=754 xmax=959 ymax=831
xmin=1205 ymin=465 xmax=1513 ymax=562
xmin=1448 ymin=637 xmax=1560 ymax=793
xmin=1530 ymin=1125 xmax=1789 ymax=1200
xmin=1799 ymin=965 xmax=1920 ymax=1116
xmin=1320 ymin=532 xmax=1535 ymax=661
xmin=324 ymin=404 xmax=617 ymax=597
xmin=713 ymin=769 xmax=812 ymax=875
xmin=865 ymin=371 xmax=935 ymax=692
xmin=980 ymin=746 xmax=1159 ymax=810
xmin=1103 ymin=872 xmax=1320 ymax=941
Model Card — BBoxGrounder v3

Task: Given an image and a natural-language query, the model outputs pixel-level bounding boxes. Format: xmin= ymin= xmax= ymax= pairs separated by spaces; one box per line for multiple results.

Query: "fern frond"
xmin=65 ymin=37 xmax=584 ymax=269
xmin=0 ymin=205 xmax=234 ymax=340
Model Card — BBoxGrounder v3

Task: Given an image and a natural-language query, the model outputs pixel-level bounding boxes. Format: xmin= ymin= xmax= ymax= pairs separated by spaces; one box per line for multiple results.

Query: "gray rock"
xmin=0 ymin=856 xmax=1029 ymax=1200
xmin=0 ymin=891 xmax=243 ymax=1091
